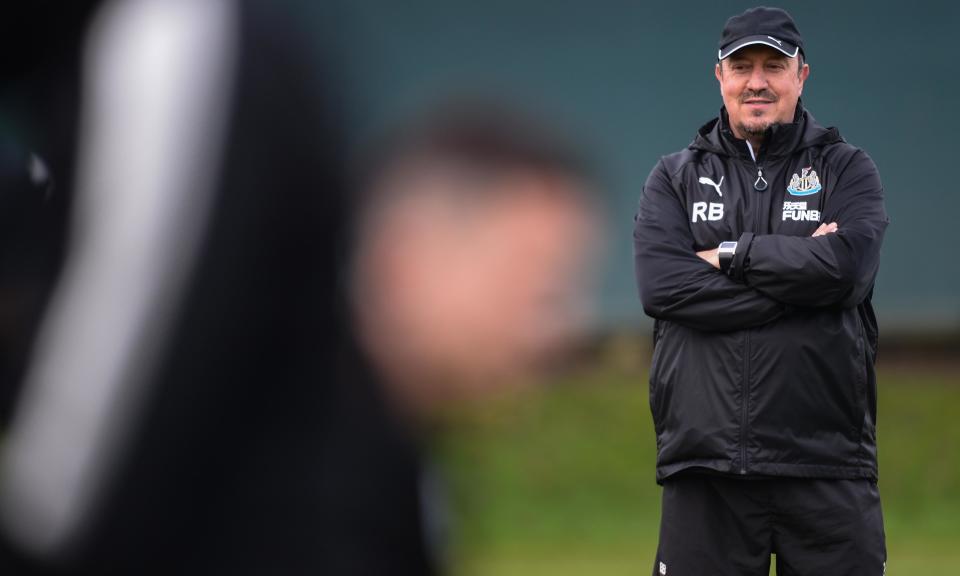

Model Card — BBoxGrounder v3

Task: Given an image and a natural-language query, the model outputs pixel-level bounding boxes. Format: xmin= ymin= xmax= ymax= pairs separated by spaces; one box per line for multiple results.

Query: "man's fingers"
xmin=811 ymin=222 xmax=838 ymax=237
xmin=696 ymin=248 xmax=720 ymax=270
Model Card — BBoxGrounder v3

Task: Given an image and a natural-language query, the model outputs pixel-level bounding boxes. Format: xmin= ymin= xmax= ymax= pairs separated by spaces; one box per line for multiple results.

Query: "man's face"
xmin=354 ymin=166 xmax=598 ymax=417
xmin=715 ymin=45 xmax=809 ymax=140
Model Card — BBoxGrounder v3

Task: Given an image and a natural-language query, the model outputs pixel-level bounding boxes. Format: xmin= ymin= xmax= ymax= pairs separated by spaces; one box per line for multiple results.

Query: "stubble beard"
xmin=735 ymin=89 xmax=781 ymax=138
xmin=737 ymin=107 xmax=779 ymax=138
xmin=736 ymin=118 xmax=776 ymax=138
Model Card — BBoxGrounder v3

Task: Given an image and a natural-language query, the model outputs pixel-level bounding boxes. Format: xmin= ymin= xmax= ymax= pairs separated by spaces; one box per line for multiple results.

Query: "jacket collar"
xmin=690 ymin=101 xmax=842 ymax=160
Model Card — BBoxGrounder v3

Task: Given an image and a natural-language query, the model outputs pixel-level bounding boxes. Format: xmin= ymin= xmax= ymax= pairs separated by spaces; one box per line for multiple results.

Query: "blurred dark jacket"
xmin=0 ymin=1 xmax=434 ymax=574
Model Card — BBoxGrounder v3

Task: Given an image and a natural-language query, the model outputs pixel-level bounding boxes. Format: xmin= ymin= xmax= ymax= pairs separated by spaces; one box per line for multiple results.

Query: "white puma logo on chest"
xmin=698 ymin=175 xmax=723 ymax=197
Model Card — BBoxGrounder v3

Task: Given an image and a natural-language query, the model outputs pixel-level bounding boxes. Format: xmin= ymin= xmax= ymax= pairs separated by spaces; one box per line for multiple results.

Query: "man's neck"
xmin=721 ymin=111 xmax=766 ymax=159
xmin=731 ymin=126 xmax=764 ymax=160
xmin=743 ymin=135 xmax=764 ymax=158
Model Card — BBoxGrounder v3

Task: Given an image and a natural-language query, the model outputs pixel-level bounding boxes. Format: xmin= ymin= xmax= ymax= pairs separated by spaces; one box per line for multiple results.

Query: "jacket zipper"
xmin=754 ymin=167 xmax=767 ymax=191
xmin=740 ymin=141 xmax=766 ymax=475
xmin=745 ymin=140 xmax=768 ymax=191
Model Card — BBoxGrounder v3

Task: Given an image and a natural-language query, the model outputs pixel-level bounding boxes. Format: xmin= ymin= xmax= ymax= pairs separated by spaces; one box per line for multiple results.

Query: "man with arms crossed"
xmin=634 ymin=7 xmax=888 ymax=575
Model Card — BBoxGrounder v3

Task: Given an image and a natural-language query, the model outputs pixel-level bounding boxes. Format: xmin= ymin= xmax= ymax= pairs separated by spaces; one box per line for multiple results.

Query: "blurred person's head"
xmin=350 ymin=103 xmax=598 ymax=422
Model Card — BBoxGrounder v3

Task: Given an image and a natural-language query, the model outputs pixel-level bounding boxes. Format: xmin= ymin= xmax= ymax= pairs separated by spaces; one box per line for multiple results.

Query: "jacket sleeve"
xmin=634 ymin=160 xmax=786 ymax=332
xmin=729 ymin=150 xmax=889 ymax=309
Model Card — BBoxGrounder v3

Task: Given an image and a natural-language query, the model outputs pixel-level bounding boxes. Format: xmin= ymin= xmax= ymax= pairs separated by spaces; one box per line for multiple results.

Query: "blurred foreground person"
xmin=338 ymin=104 xmax=599 ymax=572
xmin=0 ymin=0 xmax=344 ymax=574
xmin=0 ymin=0 xmax=598 ymax=573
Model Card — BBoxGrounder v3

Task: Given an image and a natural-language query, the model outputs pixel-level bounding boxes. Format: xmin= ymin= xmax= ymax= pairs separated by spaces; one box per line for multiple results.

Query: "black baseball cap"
xmin=718 ymin=7 xmax=804 ymax=61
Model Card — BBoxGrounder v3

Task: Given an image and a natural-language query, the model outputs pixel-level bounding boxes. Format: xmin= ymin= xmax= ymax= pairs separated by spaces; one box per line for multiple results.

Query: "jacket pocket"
xmin=852 ymin=311 xmax=870 ymax=430
xmin=747 ymin=309 xmax=866 ymax=467
xmin=649 ymin=322 xmax=742 ymax=466
xmin=648 ymin=320 xmax=667 ymax=436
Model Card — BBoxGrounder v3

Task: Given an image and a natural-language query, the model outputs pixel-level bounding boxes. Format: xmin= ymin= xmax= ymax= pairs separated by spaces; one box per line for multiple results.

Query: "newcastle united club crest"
xmin=787 ymin=166 xmax=822 ymax=196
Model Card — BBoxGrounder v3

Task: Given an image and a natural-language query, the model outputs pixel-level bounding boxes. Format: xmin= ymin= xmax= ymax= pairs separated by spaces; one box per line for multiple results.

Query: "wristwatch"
xmin=718 ymin=241 xmax=737 ymax=273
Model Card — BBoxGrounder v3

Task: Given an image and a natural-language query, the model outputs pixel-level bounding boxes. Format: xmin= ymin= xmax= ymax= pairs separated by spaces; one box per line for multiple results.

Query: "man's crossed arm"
xmin=634 ymin=151 xmax=887 ymax=332
xmin=697 ymin=221 xmax=838 ymax=267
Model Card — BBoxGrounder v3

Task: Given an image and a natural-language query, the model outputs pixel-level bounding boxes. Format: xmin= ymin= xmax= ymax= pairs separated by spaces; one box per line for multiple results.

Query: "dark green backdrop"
xmin=305 ymin=1 xmax=959 ymax=332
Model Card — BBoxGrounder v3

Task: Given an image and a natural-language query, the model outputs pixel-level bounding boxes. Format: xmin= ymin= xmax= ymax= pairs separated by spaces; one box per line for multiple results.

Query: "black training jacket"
xmin=634 ymin=105 xmax=888 ymax=483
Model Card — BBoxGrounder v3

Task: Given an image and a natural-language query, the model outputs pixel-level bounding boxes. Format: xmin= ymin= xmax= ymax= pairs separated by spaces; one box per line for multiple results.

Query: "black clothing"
xmin=323 ymin=341 xmax=439 ymax=576
xmin=0 ymin=1 xmax=435 ymax=574
xmin=634 ymin=105 xmax=889 ymax=483
xmin=0 ymin=1 xmax=98 ymax=423
xmin=653 ymin=475 xmax=886 ymax=576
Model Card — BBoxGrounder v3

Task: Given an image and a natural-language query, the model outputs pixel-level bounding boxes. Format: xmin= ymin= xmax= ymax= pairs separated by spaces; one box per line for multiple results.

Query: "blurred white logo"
xmin=659 ymin=561 xmax=667 ymax=575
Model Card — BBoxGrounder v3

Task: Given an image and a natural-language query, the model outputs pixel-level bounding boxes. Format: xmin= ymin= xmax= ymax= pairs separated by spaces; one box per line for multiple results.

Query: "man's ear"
xmin=798 ymin=62 xmax=810 ymax=95
xmin=715 ymin=61 xmax=722 ymax=83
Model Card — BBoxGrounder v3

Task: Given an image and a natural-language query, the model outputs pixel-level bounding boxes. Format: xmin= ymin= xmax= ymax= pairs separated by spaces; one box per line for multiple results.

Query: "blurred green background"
xmin=312 ymin=0 xmax=960 ymax=333
xmin=431 ymin=344 xmax=960 ymax=575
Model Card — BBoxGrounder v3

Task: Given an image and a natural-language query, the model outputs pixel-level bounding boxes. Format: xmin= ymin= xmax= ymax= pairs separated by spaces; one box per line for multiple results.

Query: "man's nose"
xmin=746 ymin=67 xmax=768 ymax=91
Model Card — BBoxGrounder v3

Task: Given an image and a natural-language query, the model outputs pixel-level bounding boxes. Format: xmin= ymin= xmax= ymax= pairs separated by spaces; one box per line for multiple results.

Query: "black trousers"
xmin=653 ymin=474 xmax=886 ymax=576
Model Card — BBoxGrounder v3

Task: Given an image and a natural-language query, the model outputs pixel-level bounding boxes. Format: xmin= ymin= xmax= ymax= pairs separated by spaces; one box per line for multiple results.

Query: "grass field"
xmin=432 ymin=353 xmax=960 ymax=575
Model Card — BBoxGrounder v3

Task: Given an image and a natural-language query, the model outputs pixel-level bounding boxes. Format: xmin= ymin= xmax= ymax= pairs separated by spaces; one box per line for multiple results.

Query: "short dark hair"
xmin=348 ymin=100 xmax=593 ymax=255
xmin=358 ymin=100 xmax=590 ymax=198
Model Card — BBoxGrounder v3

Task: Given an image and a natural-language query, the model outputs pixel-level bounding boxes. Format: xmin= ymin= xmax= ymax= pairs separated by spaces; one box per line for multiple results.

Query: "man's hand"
xmin=812 ymin=222 xmax=838 ymax=237
xmin=696 ymin=248 xmax=720 ymax=269
xmin=698 ymin=223 xmax=838 ymax=270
